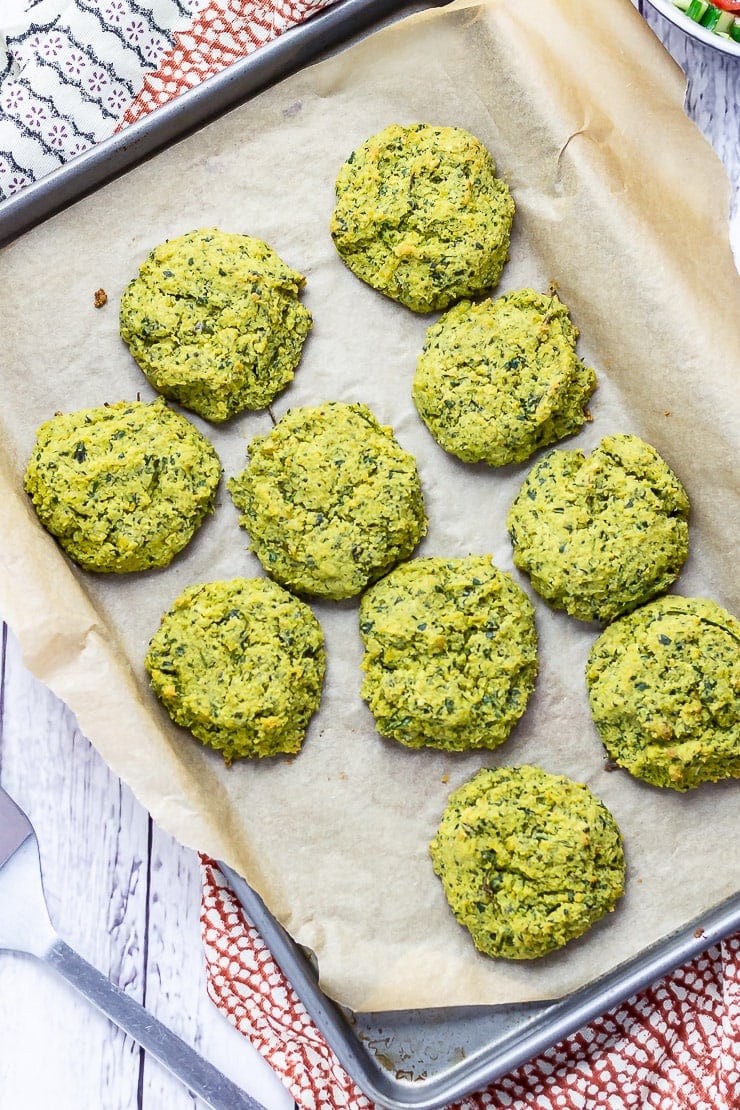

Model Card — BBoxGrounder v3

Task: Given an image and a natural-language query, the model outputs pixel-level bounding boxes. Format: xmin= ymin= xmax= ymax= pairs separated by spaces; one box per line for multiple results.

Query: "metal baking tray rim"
xmin=220 ymin=862 xmax=740 ymax=1108
xmin=0 ymin=0 xmax=447 ymax=246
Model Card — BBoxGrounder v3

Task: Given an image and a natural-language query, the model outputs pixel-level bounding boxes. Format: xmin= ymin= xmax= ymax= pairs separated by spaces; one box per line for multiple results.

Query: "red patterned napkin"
xmin=119 ymin=0 xmax=333 ymax=126
xmin=201 ymin=857 xmax=740 ymax=1110
xmin=0 ymin=0 xmax=333 ymax=197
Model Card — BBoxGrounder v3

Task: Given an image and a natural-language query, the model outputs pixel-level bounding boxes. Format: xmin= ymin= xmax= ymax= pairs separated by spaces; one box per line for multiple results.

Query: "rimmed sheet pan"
xmin=1 ymin=1 xmax=739 ymax=1105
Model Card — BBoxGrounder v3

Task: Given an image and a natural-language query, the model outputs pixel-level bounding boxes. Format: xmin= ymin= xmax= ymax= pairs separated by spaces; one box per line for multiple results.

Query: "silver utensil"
xmin=0 ymin=783 xmax=269 ymax=1110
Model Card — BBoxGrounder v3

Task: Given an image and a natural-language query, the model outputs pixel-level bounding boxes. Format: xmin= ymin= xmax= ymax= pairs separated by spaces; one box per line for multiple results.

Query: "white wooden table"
xmin=1 ymin=5 xmax=738 ymax=1108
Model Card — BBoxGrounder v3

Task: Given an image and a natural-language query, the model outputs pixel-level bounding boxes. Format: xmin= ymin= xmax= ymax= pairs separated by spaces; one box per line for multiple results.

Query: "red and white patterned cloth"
xmin=4 ymin=5 xmax=738 ymax=1107
xmin=202 ymin=858 xmax=740 ymax=1110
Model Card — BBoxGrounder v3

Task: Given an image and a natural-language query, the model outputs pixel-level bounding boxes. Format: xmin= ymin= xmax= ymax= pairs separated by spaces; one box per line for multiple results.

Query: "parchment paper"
xmin=1 ymin=0 xmax=738 ymax=1012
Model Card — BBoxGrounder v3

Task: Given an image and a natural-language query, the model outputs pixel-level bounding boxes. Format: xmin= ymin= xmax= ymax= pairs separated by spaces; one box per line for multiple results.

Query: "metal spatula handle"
xmin=44 ymin=936 xmax=267 ymax=1110
xmin=0 ymin=786 xmax=269 ymax=1110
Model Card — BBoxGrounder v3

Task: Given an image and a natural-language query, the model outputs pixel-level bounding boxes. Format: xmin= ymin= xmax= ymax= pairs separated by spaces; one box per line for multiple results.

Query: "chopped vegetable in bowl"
xmin=647 ymin=0 xmax=740 ymax=50
xmin=669 ymin=0 xmax=740 ymax=43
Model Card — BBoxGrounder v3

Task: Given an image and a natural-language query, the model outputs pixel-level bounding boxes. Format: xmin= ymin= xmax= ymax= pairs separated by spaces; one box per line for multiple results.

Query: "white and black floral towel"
xmin=0 ymin=0 xmax=328 ymax=199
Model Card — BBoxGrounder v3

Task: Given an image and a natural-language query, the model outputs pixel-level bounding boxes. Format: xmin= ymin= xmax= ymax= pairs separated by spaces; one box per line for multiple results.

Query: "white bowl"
xmin=647 ymin=0 xmax=740 ymax=55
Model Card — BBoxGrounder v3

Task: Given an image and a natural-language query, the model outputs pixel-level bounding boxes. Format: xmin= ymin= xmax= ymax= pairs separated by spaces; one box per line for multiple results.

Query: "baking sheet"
xmin=1 ymin=0 xmax=739 ymax=1014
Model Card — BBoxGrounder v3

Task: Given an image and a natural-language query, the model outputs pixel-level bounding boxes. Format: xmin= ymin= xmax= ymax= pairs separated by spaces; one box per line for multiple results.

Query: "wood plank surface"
xmin=1 ymin=5 xmax=738 ymax=1108
xmin=641 ymin=1 xmax=740 ymax=268
xmin=0 ymin=625 xmax=293 ymax=1110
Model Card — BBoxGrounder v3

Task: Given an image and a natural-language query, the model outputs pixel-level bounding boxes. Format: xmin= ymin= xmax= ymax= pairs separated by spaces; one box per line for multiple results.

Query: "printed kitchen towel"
xmin=0 ymin=0 xmax=332 ymax=198
xmin=201 ymin=857 xmax=740 ymax=1110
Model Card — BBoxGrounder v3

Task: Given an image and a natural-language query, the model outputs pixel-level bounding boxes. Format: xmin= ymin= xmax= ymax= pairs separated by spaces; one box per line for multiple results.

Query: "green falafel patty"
xmin=330 ymin=123 xmax=515 ymax=313
xmin=145 ymin=577 xmax=325 ymax=762
xmin=412 ymin=288 xmax=596 ymax=466
xmin=587 ymin=596 xmax=740 ymax=791
xmin=430 ymin=764 xmax=626 ymax=959
xmin=228 ymin=402 xmax=427 ymax=600
xmin=506 ymin=434 xmax=690 ymax=622
xmin=24 ymin=397 xmax=221 ymax=573
xmin=119 ymin=228 xmax=312 ymax=422
xmin=359 ymin=555 xmax=537 ymax=751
